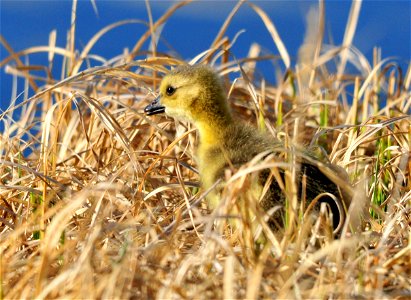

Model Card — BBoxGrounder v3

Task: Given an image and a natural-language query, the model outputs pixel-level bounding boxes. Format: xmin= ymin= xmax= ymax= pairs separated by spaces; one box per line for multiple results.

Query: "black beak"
xmin=144 ymin=96 xmax=165 ymax=116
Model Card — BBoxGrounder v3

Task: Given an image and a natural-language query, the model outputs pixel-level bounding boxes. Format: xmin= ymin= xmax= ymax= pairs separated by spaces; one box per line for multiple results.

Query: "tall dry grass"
xmin=1 ymin=1 xmax=410 ymax=299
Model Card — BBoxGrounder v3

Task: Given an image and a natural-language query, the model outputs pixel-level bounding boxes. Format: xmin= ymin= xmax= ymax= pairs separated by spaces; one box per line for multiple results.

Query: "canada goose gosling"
xmin=145 ymin=64 xmax=348 ymax=232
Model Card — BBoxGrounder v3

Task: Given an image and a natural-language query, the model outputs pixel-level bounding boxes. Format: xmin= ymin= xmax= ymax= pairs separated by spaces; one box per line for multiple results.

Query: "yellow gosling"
xmin=145 ymin=64 xmax=351 ymax=233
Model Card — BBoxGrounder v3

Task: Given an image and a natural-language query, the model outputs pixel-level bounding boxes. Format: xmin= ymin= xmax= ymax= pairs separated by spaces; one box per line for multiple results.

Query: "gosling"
xmin=145 ymin=64 xmax=350 ymax=232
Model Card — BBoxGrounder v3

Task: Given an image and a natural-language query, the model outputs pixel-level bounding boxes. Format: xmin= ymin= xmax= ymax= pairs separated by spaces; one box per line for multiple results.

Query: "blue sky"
xmin=1 ymin=0 xmax=410 ymax=116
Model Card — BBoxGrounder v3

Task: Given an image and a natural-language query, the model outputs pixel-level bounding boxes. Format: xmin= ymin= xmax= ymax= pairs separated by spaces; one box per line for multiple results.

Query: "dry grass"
xmin=1 ymin=1 xmax=410 ymax=299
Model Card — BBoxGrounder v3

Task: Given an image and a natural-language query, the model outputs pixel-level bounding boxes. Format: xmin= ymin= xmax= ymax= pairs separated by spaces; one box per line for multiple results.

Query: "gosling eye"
xmin=166 ymin=86 xmax=176 ymax=96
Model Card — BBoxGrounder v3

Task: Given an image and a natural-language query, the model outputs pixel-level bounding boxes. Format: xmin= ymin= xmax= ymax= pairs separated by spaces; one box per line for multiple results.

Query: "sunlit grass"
xmin=1 ymin=1 xmax=410 ymax=299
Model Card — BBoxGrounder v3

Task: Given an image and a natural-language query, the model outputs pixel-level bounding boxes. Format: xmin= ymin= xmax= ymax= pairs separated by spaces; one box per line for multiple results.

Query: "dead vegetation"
xmin=0 ymin=1 xmax=410 ymax=299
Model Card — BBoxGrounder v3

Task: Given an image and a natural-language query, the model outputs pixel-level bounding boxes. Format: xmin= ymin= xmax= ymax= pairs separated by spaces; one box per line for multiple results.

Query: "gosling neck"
xmin=195 ymin=110 xmax=234 ymax=147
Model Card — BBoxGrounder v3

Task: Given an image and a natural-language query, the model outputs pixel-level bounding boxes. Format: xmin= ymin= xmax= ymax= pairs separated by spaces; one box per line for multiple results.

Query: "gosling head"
xmin=144 ymin=65 xmax=232 ymax=124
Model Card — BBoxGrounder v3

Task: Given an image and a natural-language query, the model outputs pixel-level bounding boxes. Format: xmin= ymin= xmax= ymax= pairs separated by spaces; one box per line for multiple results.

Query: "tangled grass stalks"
xmin=1 ymin=1 xmax=410 ymax=299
